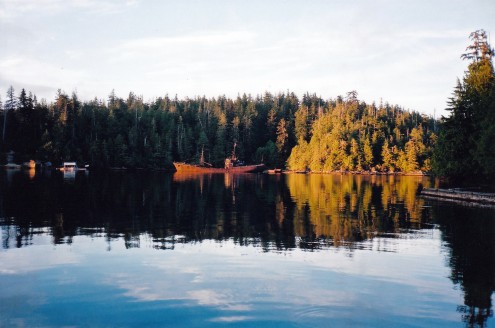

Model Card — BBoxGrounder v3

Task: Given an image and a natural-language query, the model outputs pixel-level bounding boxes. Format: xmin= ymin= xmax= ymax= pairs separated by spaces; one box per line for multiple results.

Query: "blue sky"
xmin=0 ymin=0 xmax=494 ymax=116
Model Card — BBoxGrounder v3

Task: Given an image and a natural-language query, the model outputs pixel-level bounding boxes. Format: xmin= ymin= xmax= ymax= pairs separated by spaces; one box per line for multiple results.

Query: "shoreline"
xmin=281 ymin=170 xmax=430 ymax=176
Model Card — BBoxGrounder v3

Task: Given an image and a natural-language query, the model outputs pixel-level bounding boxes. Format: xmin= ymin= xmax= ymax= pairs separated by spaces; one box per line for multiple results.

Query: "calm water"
xmin=0 ymin=170 xmax=494 ymax=327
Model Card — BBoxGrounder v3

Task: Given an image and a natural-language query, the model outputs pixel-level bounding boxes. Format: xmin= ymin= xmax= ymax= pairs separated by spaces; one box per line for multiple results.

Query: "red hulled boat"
xmin=173 ymin=144 xmax=266 ymax=173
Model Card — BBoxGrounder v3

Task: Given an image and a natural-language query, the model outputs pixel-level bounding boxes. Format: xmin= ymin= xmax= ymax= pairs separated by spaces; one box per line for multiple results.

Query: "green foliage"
xmin=286 ymin=140 xmax=309 ymax=171
xmin=362 ymin=137 xmax=374 ymax=171
xmin=287 ymin=94 xmax=436 ymax=173
xmin=433 ymin=29 xmax=495 ymax=181
xmin=294 ymin=105 xmax=310 ymax=142
xmin=1 ymin=84 xmax=438 ymax=172
xmin=381 ymin=140 xmax=394 ymax=172
xmin=255 ymin=140 xmax=277 ymax=167
xmin=0 ymin=89 xmax=299 ymax=169
xmin=275 ymin=118 xmax=289 ymax=166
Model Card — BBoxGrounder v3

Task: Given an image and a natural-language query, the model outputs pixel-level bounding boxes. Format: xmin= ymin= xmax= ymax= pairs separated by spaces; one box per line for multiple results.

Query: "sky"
xmin=0 ymin=0 xmax=494 ymax=116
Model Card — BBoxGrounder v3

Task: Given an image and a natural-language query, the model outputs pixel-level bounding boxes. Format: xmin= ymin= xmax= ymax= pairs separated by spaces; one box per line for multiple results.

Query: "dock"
xmin=421 ymin=188 xmax=495 ymax=204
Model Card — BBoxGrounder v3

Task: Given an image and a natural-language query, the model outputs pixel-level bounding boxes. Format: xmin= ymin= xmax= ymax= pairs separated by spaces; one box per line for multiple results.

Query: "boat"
xmin=3 ymin=152 xmax=22 ymax=169
xmin=22 ymin=160 xmax=36 ymax=169
xmin=174 ymin=162 xmax=266 ymax=173
xmin=264 ymin=169 xmax=282 ymax=174
xmin=59 ymin=162 xmax=78 ymax=171
xmin=173 ymin=144 xmax=266 ymax=174
xmin=3 ymin=163 xmax=21 ymax=170
xmin=58 ymin=162 xmax=89 ymax=172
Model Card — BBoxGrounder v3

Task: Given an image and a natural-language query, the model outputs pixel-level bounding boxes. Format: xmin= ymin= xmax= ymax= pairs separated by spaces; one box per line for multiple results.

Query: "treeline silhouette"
xmin=0 ymin=87 xmax=435 ymax=171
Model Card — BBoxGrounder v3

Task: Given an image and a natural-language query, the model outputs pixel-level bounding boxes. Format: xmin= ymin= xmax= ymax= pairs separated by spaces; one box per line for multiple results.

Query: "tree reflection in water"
xmin=0 ymin=170 xmax=493 ymax=326
xmin=434 ymin=204 xmax=494 ymax=327
xmin=285 ymin=174 xmax=433 ymax=246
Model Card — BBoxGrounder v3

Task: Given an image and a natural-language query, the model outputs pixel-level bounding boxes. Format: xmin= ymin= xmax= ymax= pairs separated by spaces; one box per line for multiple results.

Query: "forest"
xmin=0 ymin=87 xmax=436 ymax=173
xmin=433 ymin=30 xmax=495 ymax=181
xmin=0 ymin=29 xmax=493 ymax=180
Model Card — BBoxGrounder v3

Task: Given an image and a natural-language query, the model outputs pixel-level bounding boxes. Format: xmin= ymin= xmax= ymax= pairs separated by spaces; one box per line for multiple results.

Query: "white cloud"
xmin=0 ymin=55 xmax=89 ymax=98
xmin=120 ymin=30 xmax=256 ymax=49
xmin=0 ymin=242 xmax=80 ymax=274
xmin=0 ymin=0 xmax=140 ymax=20
xmin=187 ymin=289 xmax=250 ymax=311
xmin=209 ymin=316 xmax=252 ymax=323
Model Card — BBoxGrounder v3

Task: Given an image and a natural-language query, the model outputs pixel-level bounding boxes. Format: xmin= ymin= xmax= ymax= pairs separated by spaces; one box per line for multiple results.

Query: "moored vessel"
xmin=173 ymin=162 xmax=266 ymax=173
xmin=173 ymin=144 xmax=266 ymax=173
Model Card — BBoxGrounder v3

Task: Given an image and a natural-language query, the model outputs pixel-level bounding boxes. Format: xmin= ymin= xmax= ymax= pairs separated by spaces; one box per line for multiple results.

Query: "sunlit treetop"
xmin=461 ymin=29 xmax=494 ymax=62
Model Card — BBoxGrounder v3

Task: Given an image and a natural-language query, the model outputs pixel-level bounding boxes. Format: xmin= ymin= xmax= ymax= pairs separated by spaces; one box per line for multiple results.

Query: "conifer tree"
xmin=381 ymin=140 xmax=394 ymax=172
xmin=362 ymin=137 xmax=374 ymax=170
xmin=433 ymin=29 xmax=495 ymax=180
xmin=276 ymin=118 xmax=289 ymax=166
xmin=3 ymin=86 xmax=16 ymax=146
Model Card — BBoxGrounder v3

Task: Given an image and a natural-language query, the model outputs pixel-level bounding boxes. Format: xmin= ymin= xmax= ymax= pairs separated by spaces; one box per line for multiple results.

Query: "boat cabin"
xmin=63 ymin=162 xmax=78 ymax=171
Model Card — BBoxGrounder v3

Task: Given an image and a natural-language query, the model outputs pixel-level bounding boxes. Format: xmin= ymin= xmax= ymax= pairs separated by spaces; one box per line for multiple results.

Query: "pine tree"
xmin=362 ymin=137 xmax=373 ymax=171
xmin=381 ymin=140 xmax=394 ymax=172
xmin=276 ymin=118 xmax=289 ymax=167
xmin=405 ymin=140 xmax=419 ymax=172
xmin=3 ymin=86 xmax=16 ymax=146
xmin=294 ymin=105 xmax=309 ymax=142
xmin=433 ymin=30 xmax=495 ymax=180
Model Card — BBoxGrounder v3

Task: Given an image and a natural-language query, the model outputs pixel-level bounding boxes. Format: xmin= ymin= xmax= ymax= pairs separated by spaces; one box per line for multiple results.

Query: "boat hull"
xmin=173 ymin=162 xmax=266 ymax=173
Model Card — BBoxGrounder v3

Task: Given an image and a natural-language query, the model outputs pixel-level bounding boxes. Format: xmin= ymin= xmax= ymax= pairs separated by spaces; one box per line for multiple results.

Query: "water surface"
xmin=1 ymin=171 xmax=493 ymax=327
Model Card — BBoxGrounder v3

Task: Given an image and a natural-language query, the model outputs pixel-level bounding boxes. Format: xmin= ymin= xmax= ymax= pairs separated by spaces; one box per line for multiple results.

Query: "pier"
xmin=421 ymin=188 xmax=495 ymax=204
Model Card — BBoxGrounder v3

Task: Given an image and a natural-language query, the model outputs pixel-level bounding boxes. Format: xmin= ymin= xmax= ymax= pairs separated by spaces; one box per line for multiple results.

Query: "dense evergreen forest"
xmin=287 ymin=91 xmax=436 ymax=172
xmin=433 ymin=30 xmax=495 ymax=182
xmin=0 ymin=86 xmax=436 ymax=172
